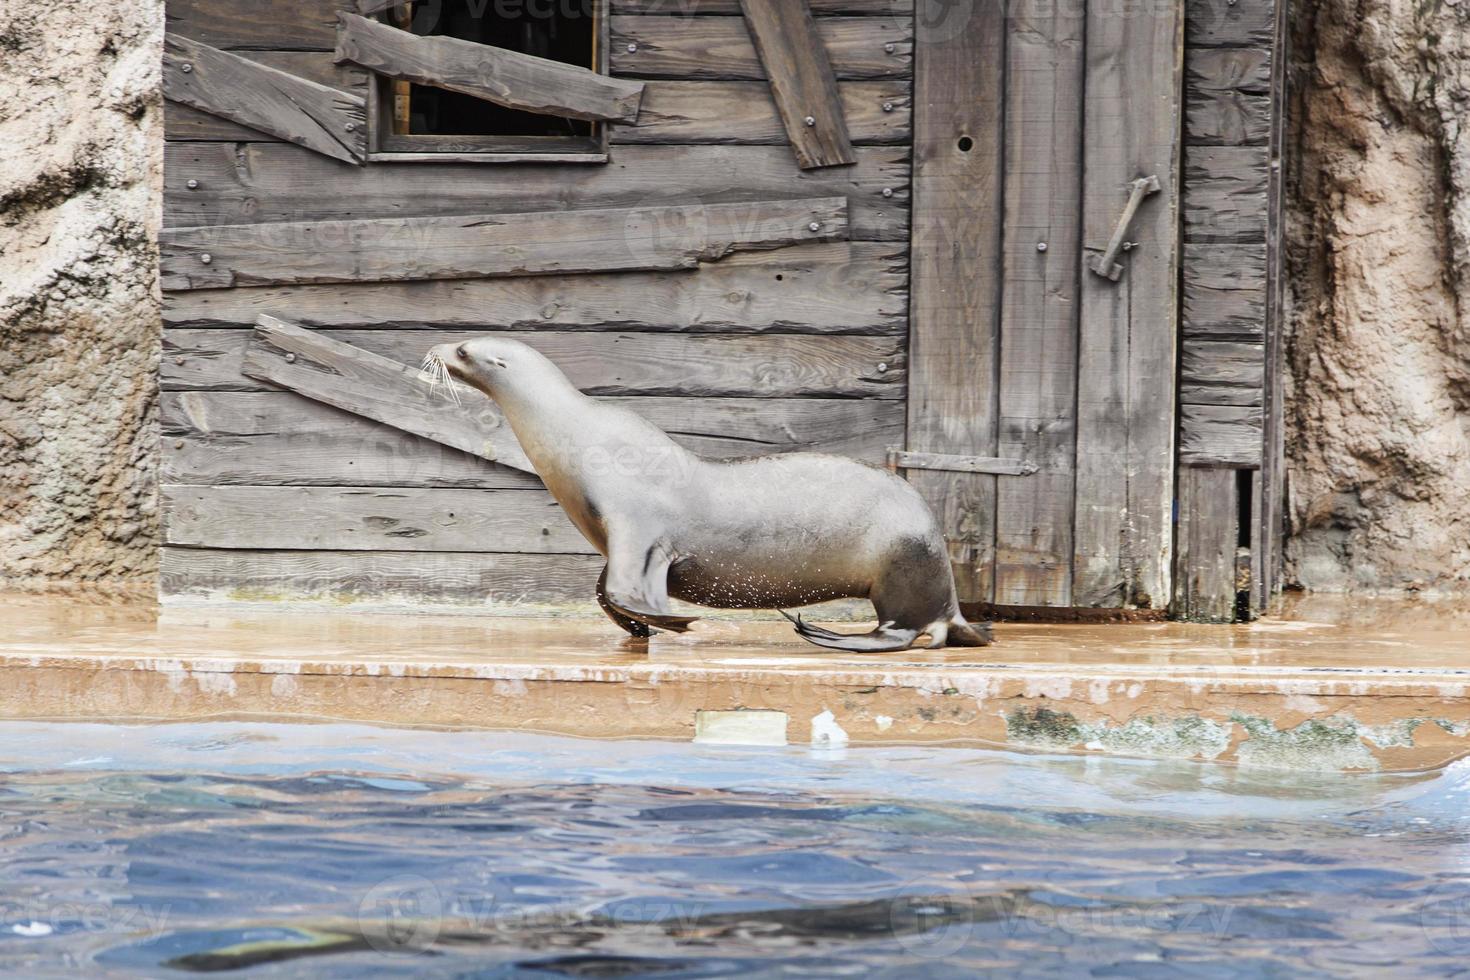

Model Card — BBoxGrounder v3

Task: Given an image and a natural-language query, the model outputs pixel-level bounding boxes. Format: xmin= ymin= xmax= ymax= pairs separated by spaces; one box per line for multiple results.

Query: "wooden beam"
xmin=161 ymin=548 xmax=602 ymax=605
xmin=165 ymin=52 xmax=369 ymax=142
xmin=164 ymin=485 xmax=593 ymax=554
xmin=1182 ymin=243 xmax=1267 ymax=338
xmin=612 ymin=0 xmax=911 ymax=12
xmin=162 ymin=242 xmax=908 ymax=335
xmin=1072 ymin=0 xmax=1182 ymax=610
xmin=163 ymin=143 xmax=910 ymax=241
xmin=169 ymin=327 xmax=906 ymax=398
xmin=992 ymin=0 xmax=1085 ymax=607
xmin=165 ymin=0 xmax=351 ymax=51
xmin=737 ymin=0 xmax=855 ymax=169
xmin=1183 ymin=146 xmax=1269 ymax=243
xmin=161 ymin=391 xmax=905 ymax=489
xmin=903 ymin=0 xmax=1005 ymax=603
xmin=610 ymin=80 xmax=908 ymax=146
xmin=160 ymin=198 xmax=849 ymax=289
xmin=1179 ymin=405 xmax=1264 ymax=467
xmin=334 ymin=13 xmax=645 ymax=124
xmin=162 ymin=33 xmax=367 ymax=164
xmin=610 ymin=16 xmax=911 ymax=80
xmin=1172 ymin=466 xmax=1239 ymax=622
xmin=241 ymin=315 xmax=537 ymax=473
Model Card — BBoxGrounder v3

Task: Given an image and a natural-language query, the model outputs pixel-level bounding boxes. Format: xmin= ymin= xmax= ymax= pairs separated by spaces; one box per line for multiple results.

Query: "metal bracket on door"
xmin=887 ymin=449 xmax=1039 ymax=476
xmin=1088 ymin=174 xmax=1161 ymax=282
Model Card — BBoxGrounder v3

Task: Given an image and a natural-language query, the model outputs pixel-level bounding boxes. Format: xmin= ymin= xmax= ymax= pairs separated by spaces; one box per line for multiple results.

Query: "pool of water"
xmin=2 ymin=722 xmax=1469 ymax=977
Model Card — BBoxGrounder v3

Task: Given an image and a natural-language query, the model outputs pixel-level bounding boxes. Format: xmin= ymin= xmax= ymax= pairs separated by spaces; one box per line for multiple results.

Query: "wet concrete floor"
xmin=1 ymin=592 xmax=1467 ymax=771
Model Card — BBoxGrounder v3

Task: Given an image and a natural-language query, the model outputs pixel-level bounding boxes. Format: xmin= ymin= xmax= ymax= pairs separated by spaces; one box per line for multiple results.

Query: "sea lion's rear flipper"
xmin=596 ymin=565 xmax=652 ymax=638
xmin=779 ymin=610 xmax=920 ymax=653
xmin=603 ymin=537 xmax=699 ymax=634
xmin=947 ymin=617 xmax=994 ymax=647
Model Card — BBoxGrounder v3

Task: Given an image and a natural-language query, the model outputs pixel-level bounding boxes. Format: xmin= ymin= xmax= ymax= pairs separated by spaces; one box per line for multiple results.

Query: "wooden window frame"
xmin=366 ymin=5 xmax=610 ymax=165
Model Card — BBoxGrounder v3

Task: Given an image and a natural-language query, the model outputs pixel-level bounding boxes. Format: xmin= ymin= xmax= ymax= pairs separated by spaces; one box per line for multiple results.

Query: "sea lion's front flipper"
xmin=779 ymin=610 xmax=920 ymax=653
xmin=596 ymin=565 xmax=652 ymax=638
xmin=602 ymin=536 xmax=699 ymax=634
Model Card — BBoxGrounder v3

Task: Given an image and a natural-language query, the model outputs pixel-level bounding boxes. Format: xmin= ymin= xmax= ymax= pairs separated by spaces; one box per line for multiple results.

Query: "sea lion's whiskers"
xmin=420 ymin=350 xmax=464 ymax=406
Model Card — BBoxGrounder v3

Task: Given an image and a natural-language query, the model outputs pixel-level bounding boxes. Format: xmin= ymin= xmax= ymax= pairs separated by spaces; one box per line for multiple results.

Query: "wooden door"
xmin=905 ymin=0 xmax=1182 ymax=611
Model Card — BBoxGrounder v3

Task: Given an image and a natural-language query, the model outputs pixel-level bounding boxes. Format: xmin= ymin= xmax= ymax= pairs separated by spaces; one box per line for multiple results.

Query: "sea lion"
xmin=425 ymin=338 xmax=993 ymax=652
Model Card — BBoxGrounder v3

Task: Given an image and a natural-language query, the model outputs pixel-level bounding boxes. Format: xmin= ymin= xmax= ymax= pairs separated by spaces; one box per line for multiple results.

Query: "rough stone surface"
xmin=1286 ymin=0 xmax=1470 ymax=592
xmin=0 ymin=1 xmax=163 ymax=586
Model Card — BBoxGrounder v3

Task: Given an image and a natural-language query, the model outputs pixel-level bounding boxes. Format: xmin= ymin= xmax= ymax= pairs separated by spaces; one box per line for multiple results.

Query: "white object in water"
xmin=12 ymin=922 xmax=53 ymax=937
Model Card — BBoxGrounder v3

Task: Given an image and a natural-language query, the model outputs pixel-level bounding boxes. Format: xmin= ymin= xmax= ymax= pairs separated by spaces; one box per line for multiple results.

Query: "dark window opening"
xmin=376 ymin=0 xmax=601 ymax=155
xmin=1234 ymin=468 xmax=1254 ymax=621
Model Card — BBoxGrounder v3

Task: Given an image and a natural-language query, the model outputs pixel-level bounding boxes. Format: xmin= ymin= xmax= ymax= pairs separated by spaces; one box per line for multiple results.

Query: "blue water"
xmin=2 ymin=723 xmax=1469 ymax=977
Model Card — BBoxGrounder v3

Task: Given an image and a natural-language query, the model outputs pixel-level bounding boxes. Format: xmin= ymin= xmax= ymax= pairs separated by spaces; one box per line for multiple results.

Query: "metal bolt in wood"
xmin=180 ymin=63 xmax=192 ymax=73
xmin=804 ymin=116 xmax=815 ymax=126
xmin=881 ymin=187 xmax=893 ymax=198
xmin=1036 ymin=242 xmax=1048 ymax=252
xmin=199 ymin=253 xmax=212 ymax=264
xmin=882 ymin=102 xmax=894 ymax=112
xmin=186 ymin=179 xmax=199 ymax=189
xmin=884 ymin=42 xmax=895 ymax=53
xmin=808 ymin=222 xmax=820 ymax=232
xmin=285 ymin=353 xmax=296 ymax=363
xmin=626 ymin=42 xmax=637 ymax=53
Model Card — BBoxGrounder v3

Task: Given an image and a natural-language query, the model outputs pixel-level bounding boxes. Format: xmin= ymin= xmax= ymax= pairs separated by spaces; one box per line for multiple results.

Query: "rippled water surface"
xmin=2 ymin=722 xmax=1470 ymax=977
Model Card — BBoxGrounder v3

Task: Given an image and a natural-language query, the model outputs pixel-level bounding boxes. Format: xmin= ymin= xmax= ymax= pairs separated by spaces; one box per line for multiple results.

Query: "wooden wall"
xmin=159 ymin=0 xmax=915 ymax=604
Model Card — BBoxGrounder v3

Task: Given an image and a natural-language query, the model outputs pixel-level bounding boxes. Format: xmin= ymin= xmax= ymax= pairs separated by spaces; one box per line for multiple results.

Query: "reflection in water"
xmin=1 ymin=722 xmax=1469 ymax=977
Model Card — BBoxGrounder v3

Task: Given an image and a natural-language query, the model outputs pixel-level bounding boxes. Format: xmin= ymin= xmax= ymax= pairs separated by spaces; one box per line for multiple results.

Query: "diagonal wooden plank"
xmin=163 ymin=33 xmax=367 ymax=164
xmin=160 ymin=198 xmax=849 ymax=290
xmin=334 ymin=13 xmax=644 ymax=123
xmin=240 ymin=314 xmax=537 ymax=474
xmin=737 ymin=0 xmax=855 ymax=169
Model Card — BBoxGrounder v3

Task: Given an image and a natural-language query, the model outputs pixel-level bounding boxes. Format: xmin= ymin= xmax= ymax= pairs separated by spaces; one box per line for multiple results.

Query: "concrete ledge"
xmin=3 ymin=594 xmax=1469 ymax=772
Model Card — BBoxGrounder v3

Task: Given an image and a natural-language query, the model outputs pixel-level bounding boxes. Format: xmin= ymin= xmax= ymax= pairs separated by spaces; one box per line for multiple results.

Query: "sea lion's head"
xmin=424 ymin=337 xmax=562 ymax=401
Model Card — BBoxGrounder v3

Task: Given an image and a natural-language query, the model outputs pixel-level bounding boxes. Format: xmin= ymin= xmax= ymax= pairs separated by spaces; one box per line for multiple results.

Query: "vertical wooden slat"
xmin=1256 ymin=0 xmax=1289 ymax=611
xmin=905 ymin=0 xmax=1006 ymax=603
xmin=1072 ymin=0 xmax=1183 ymax=610
xmin=737 ymin=0 xmax=856 ymax=169
xmin=991 ymin=0 xmax=1085 ymax=606
xmin=1173 ymin=466 xmax=1238 ymax=622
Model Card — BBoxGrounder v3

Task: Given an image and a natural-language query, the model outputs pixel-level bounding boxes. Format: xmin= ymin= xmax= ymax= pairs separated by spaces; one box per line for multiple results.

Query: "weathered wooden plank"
xmin=904 ymin=0 xmax=1005 ymax=603
xmin=165 ymin=329 xmax=907 ymax=397
xmin=1187 ymin=86 xmax=1271 ymax=145
xmin=165 ymin=390 xmax=903 ymax=460
xmin=610 ymin=16 xmax=912 ymax=80
xmin=1179 ymin=404 xmax=1264 ymax=466
xmin=613 ymin=0 xmax=911 ymax=12
xmin=1180 ymin=340 xmax=1264 ymax=398
xmin=163 ymin=430 xmax=539 ymax=490
xmin=166 ymin=53 xmax=369 ymax=142
xmin=160 ymin=198 xmax=848 ymax=290
xmin=163 ymin=242 xmax=908 ymax=334
xmin=1258 ymin=0 xmax=1290 ymax=609
xmin=161 ymin=547 xmax=603 ymax=605
xmin=1187 ymin=46 xmax=1271 ymax=96
xmin=992 ymin=0 xmax=1085 ymax=607
xmin=1171 ymin=466 xmax=1239 ymax=622
xmin=163 ymin=143 xmax=910 ymax=240
xmin=1183 ymin=146 xmax=1268 ymax=243
xmin=1186 ymin=0 xmax=1275 ymax=47
xmin=160 ymin=392 xmax=904 ymax=487
xmin=241 ymin=315 xmax=536 ymax=472
xmin=163 ymin=33 xmax=367 ymax=164
xmin=1181 ymin=243 xmax=1267 ymax=338
xmin=164 ymin=485 xmax=593 ymax=553
xmin=737 ymin=0 xmax=855 ymax=168
xmin=335 ymin=13 xmax=644 ymax=124
xmin=1072 ymin=0 xmax=1182 ymax=610
xmin=614 ymin=80 xmax=909 ymax=144
xmin=166 ymin=0 xmax=351 ymax=50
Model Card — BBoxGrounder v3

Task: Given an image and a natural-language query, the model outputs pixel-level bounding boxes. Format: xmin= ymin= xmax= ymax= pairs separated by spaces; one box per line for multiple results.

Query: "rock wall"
xmin=0 ymin=2 xmax=163 ymax=586
xmin=1285 ymin=0 xmax=1470 ymax=591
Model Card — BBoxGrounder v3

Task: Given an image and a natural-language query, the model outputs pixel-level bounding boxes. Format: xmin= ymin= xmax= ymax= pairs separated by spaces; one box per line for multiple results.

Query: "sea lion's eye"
xmin=456 ymin=343 xmax=469 ymax=360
